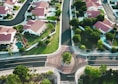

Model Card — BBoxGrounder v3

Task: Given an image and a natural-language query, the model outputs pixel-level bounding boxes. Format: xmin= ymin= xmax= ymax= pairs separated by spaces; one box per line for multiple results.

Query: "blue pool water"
xmin=16 ymin=42 xmax=23 ymax=49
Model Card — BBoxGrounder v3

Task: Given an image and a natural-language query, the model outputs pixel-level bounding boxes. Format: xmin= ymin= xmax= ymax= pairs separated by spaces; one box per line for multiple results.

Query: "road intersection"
xmin=0 ymin=0 xmax=118 ymax=83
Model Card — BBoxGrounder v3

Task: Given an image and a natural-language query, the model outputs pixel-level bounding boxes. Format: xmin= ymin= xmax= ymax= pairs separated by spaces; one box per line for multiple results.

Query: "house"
xmin=103 ymin=19 xmax=113 ymax=27
xmin=94 ymin=21 xmax=112 ymax=33
xmin=86 ymin=10 xmax=100 ymax=18
xmin=0 ymin=27 xmax=16 ymax=44
xmin=33 ymin=0 xmax=51 ymax=2
xmin=4 ymin=0 xmax=17 ymax=10
xmin=32 ymin=7 xmax=45 ymax=19
xmin=23 ymin=20 xmax=47 ymax=36
xmin=86 ymin=0 xmax=102 ymax=11
xmin=32 ymin=1 xmax=49 ymax=19
xmin=0 ymin=6 xmax=8 ymax=17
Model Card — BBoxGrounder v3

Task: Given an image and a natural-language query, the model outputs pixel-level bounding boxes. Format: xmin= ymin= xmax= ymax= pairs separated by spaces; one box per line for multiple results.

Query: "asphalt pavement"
xmin=87 ymin=56 xmax=118 ymax=66
xmin=61 ymin=0 xmax=71 ymax=45
xmin=102 ymin=0 xmax=118 ymax=23
xmin=0 ymin=56 xmax=47 ymax=71
xmin=0 ymin=0 xmax=33 ymax=26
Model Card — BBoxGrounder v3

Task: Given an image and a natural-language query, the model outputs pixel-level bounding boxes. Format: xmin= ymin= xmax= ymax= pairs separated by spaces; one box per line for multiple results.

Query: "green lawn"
xmin=13 ymin=6 xmax=20 ymax=10
xmin=113 ymin=39 xmax=118 ymax=46
xmin=24 ymin=27 xmax=53 ymax=46
xmin=24 ymin=22 xmax=60 ymax=55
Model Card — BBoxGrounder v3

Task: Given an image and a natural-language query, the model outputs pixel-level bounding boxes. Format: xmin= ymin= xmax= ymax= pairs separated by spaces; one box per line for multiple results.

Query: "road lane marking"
xmin=5 ymin=61 xmax=45 ymax=65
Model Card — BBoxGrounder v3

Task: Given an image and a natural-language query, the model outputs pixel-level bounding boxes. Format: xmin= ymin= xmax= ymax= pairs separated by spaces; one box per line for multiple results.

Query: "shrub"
xmin=41 ymin=79 xmax=51 ymax=84
xmin=62 ymin=52 xmax=72 ymax=64
xmin=73 ymin=34 xmax=81 ymax=43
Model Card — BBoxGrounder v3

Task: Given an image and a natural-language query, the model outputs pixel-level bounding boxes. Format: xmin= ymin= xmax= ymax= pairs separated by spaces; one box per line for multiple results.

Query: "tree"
xmin=55 ymin=9 xmax=61 ymax=17
xmin=106 ymin=32 xmax=114 ymax=41
xmin=80 ymin=45 xmax=86 ymax=50
xmin=111 ymin=46 xmax=117 ymax=53
xmin=85 ymin=26 xmax=93 ymax=34
xmin=85 ymin=65 xmax=101 ymax=78
xmin=41 ymin=79 xmax=51 ymax=84
xmin=70 ymin=18 xmax=79 ymax=27
xmin=45 ymin=39 xmax=50 ymax=45
xmin=38 ymin=41 xmax=44 ymax=46
xmin=97 ymin=39 xmax=104 ymax=50
xmin=96 ymin=14 xmax=104 ymax=21
xmin=73 ymin=0 xmax=87 ymax=15
xmin=6 ymin=74 xmax=21 ymax=84
xmin=99 ymin=64 xmax=107 ymax=74
xmin=75 ymin=28 xmax=82 ymax=34
xmin=80 ymin=18 xmax=97 ymax=26
xmin=62 ymin=52 xmax=72 ymax=64
xmin=13 ymin=25 xmax=23 ymax=33
xmin=73 ymin=34 xmax=81 ymax=43
xmin=92 ymin=29 xmax=101 ymax=40
xmin=75 ymin=11 xmax=80 ymax=17
xmin=13 ymin=65 xmax=29 ymax=82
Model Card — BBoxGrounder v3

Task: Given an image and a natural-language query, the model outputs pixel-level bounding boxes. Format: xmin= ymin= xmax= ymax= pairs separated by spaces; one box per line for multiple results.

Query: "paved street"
xmin=0 ymin=0 xmax=33 ymax=26
xmin=61 ymin=0 xmax=71 ymax=45
xmin=102 ymin=0 xmax=118 ymax=23
xmin=87 ymin=56 xmax=118 ymax=66
xmin=0 ymin=56 xmax=47 ymax=71
xmin=46 ymin=45 xmax=87 ymax=81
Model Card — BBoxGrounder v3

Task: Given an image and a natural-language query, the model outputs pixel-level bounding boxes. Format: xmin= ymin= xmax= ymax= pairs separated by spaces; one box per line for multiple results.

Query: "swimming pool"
xmin=16 ymin=42 xmax=23 ymax=49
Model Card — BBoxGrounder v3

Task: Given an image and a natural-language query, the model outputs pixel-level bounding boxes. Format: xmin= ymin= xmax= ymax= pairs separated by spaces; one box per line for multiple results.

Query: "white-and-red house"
xmin=86 ymin=10 xmax=100 ymax=18
xmin=0 ymin=6 xmax=8 ymax=18
xmin=0 ymin=27 xmax=16 ymax=44
xmin=85 ymin=0 xmax=102 ymax=11
xmin=31 ymin=1 xmax=49 ymax=19
xmin=23 ymin=20 xmax=47 ymax=36
xmin=93 ymin=20 xmax=113 ymax=33
xmin=4 ymin=0 xmax=18 ymax=9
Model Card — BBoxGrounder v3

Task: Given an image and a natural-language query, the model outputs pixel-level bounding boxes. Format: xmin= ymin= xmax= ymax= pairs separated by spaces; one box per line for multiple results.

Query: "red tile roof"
xmin=5 ymin=0 xmax=14 ymax=5
xmin=103 ymin=19 xmax=113 ymax=27
xmin=23 ymin=25 xmax=31 ymax=30
xmin=94 ymin=21 xmax=111 ymax=33
xmin=0 ymin=27 xmax=16 ymax=33
xmin=24 ymin=20 xmax=45 ymax=33
xmin=33 ymin=1 xmax=49 ymax=8
xmin=86 ymin=0 xmax=101 ymax=8
xmin=0 ymin=6 xmax=7 ymax=14
xmin=32 ymin=8 xmax=44 ymax=16
xmin=0 ymin=34 xmax=11 ymax=41
xmin=87 ymin=10 xmax=100 ymax=18
xmin=27 ymin=20 xmax=35 ymax=25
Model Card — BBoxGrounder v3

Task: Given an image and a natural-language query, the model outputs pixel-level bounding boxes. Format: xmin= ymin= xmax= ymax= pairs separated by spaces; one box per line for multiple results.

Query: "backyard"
xmin=24 ymin=22 xmax=60 ymax=54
